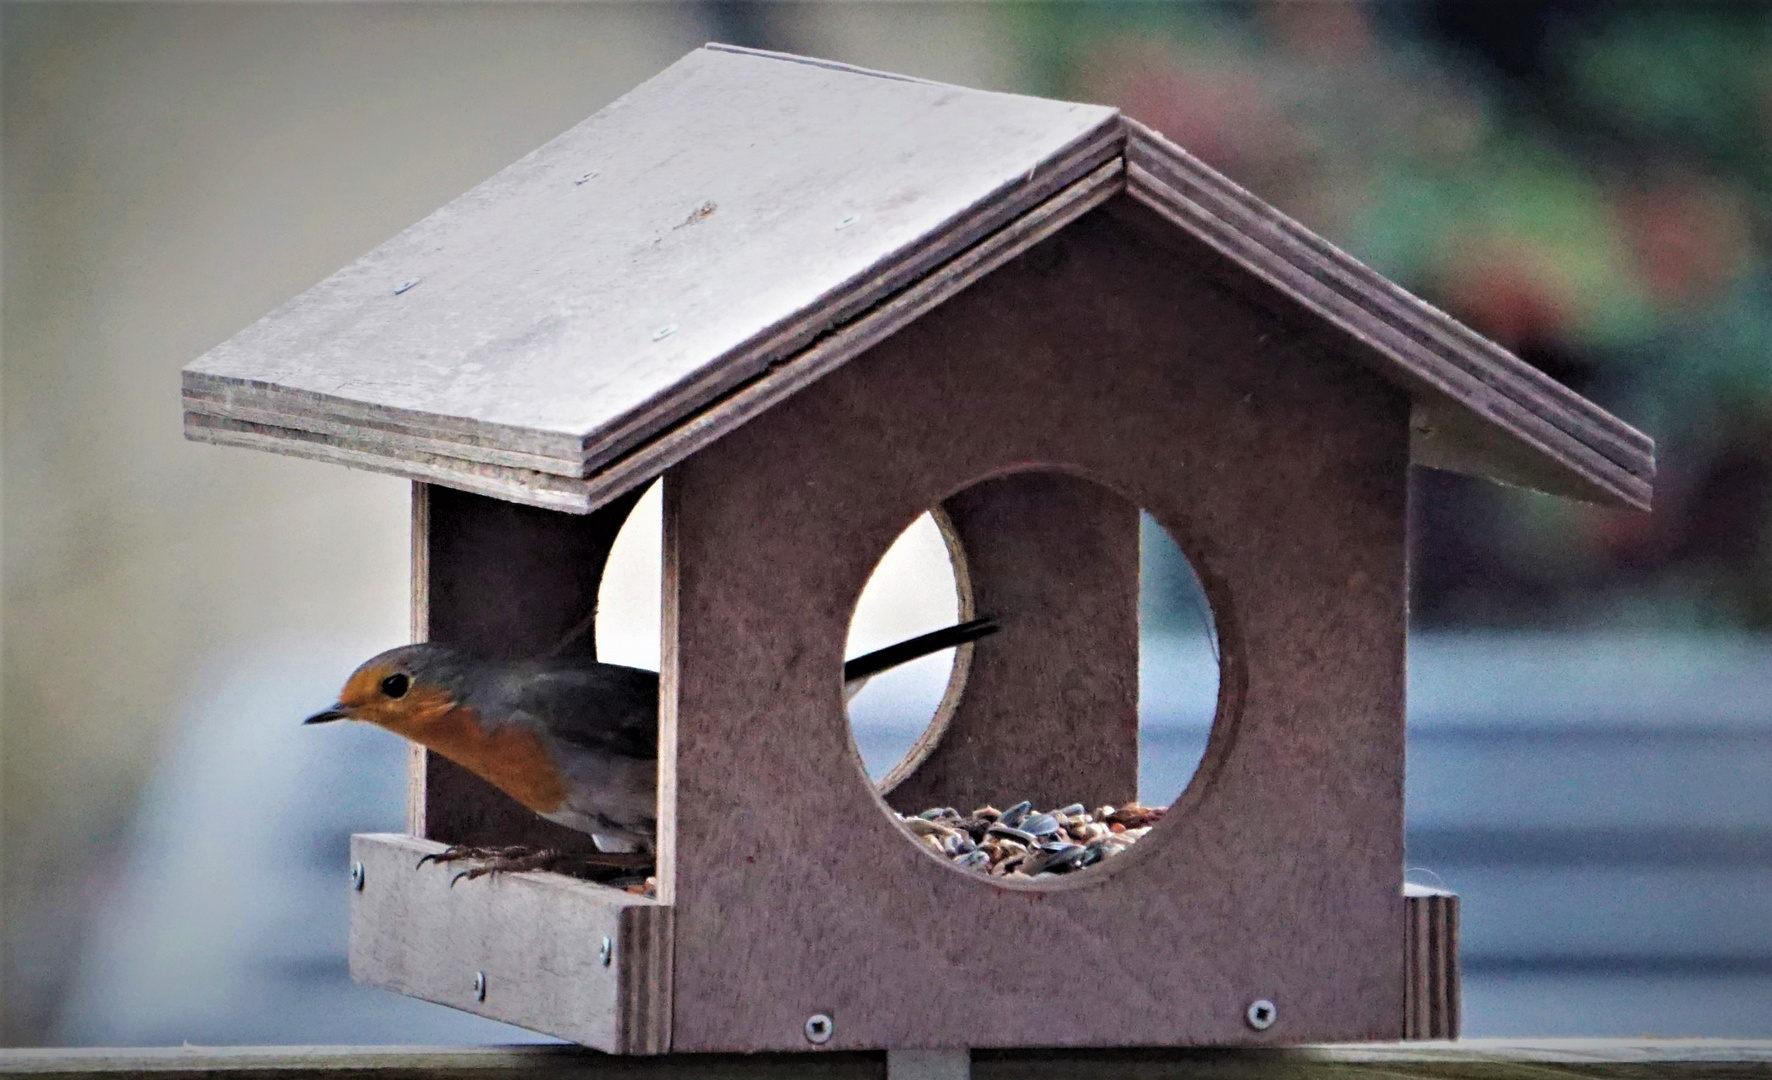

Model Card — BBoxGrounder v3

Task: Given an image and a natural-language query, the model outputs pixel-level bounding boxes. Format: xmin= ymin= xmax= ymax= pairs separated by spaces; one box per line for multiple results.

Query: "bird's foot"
xmin=416 ymin=845 xmax=653 ymax=886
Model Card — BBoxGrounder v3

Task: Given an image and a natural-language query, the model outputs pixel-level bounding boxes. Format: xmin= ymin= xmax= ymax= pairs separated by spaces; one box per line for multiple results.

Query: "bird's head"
xmin=304 ymin=642 xmax=474 ymax=737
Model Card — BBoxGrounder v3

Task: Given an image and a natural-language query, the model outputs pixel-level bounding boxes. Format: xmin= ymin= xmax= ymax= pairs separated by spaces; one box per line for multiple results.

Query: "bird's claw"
xmin=415 ymin=843 xmax=652 ymax=885
xmin=416 ymin=844 xmax=531 ymax=871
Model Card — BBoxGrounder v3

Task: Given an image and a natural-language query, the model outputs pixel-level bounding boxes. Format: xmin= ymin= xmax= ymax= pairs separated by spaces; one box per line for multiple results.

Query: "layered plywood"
xmin=1119 ymin=121 xmax=1651 ymax=510
xmin=184 ymin=45 xmax=1118 ymax=491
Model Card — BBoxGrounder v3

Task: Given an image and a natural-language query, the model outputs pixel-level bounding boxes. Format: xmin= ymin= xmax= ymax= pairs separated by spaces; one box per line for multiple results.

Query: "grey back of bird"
xmin=410 ymin=645 xmax=662 ymax=851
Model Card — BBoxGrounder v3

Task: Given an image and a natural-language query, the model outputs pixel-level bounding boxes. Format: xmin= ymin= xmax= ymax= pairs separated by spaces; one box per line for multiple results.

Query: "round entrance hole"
xmin=844 ymin=472 xmax=1221 ymax=883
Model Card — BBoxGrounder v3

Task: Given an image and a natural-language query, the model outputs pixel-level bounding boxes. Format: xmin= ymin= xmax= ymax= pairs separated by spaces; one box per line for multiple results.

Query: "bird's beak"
xmin=303 ymin=705 xmax=349 ymax=725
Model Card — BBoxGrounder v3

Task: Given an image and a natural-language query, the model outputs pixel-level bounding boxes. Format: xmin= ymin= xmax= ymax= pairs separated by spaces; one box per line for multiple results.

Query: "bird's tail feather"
xmin=842 ymin=617 xmax=998 ymax=688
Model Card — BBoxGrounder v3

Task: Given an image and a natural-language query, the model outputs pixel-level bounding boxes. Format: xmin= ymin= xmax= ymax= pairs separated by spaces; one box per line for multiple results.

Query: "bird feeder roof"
xmin=183 ymin=45 xmax=1653 ymax=512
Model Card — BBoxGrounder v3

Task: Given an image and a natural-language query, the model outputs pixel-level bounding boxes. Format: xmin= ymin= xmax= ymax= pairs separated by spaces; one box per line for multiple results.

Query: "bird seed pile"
xmin=897 ymin=800 xmax=1164 ymax=878
xmin=581 ymin=800 xmax=1164 ymax=896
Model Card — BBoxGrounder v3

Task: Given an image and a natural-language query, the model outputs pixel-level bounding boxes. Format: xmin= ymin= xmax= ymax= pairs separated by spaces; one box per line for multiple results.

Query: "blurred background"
xmin=5 ymin=0 xmax=1771 ymax=1047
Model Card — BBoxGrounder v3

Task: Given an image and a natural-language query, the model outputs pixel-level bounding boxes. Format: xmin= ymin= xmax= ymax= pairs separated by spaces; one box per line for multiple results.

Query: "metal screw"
xmin=350 ymin=862 xmax=365 ymax=891
xmin=835 ymin=215 xmax=858 ymax=230
xmin=473 ymin=972 xmax=487 ymax=1001
xmin=803 ymin=1013 xmax=833 ymax=1045
xmin=600 ymin=936 xmax=613 ymax=967
xmin=1245 ymin=998 xmax=1276 ymax=1031
xmin=393 ymin=278 xmax=420 ymax=296
xmin=652 ymin=324 xmax=677 ymax=341
xmin=575 ymin=171 xmax=599 ymax=185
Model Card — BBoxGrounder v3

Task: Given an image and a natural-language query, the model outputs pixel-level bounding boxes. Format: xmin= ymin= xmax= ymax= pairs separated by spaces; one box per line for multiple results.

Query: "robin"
xmin=305 ymin=617 xmax=998 ymax=877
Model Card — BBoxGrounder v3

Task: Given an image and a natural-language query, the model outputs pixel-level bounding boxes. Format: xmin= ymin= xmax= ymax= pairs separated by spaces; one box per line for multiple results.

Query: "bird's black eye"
xmin=380 ymin=673 xmax=410 ymax=699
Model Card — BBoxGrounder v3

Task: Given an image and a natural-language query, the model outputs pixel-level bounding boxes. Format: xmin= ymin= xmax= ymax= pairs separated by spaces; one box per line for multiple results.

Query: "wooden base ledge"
xmin=3 ymin=1042 xmax=1768 ymax=1079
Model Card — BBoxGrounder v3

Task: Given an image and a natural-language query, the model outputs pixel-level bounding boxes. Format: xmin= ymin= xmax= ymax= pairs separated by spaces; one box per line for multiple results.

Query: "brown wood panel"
xmin=883 ymin=472 xmax=1140 ymax=814
xmin=348 ymin=834 xmax=670 ymax=1053
xmin=661 ymin=200 xmax=1410 ymax=1051
xmin=410 ymin=482 xmax=645 ymax=847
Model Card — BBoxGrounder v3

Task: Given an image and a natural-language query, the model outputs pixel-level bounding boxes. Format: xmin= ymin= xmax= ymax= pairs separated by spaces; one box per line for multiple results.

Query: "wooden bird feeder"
xmin=183 ymin=46 xmax=1653 ymax=1057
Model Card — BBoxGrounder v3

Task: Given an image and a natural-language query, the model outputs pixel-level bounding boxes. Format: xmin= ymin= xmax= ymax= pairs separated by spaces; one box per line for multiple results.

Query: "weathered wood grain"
xmin=186 ymin=156 xmax=1127 ymax=515
xmin=882 ymin=472 xmax=1140 ymax=814
xmin=541 ymin=158 xmax=1126 ymax=518
xmin=6 ymin=1042 xmax=1772 ymax=1079
xmin=661 ymin=206 xmax=1410 ymax=1051
xmin=411 ymin=483 xmax=644 ymax=848
xmin=348 ymin=834 xmax=670 ymax=1053
xmin=182 ymin=45 xmax=1118 ymax=479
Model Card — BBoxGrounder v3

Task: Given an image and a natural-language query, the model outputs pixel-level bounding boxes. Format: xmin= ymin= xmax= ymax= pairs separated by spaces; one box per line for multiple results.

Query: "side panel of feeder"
xmin=660 ymin=202 xmax=1410 ymax=1052
xmin=350 ymin=833 xmax=671 ymax=1052
xmin=409 ymin=482 xmax=644 ymax=849
xmin=883 ymin=472 xmax=1141 ymax=814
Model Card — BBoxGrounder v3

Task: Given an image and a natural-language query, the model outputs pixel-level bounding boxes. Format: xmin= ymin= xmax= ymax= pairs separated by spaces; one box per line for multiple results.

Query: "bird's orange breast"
xmin=385 ymin=697 xmax=569 ymax=815
xmin=424 ymin=710 xmax=570 ymax=815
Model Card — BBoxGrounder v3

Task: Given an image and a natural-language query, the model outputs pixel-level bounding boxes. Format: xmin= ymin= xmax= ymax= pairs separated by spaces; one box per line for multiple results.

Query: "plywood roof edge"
xmin=1120 ymin=116 xmax=1654 ymax=509
xmin=180 ymin=50 xmax=1121 ymax=487
xmin=701 ymin=43 xmax=943 ymax=86
xmin=182 ymin=369 xmax=586 ymax=475
xmin=566 ymin=116 xmax=1126 ymax=476
xmin=570 ymin=157 xmax=1132 ymax=514
xmin=185 ymin=155 xmax=1128 ymax=516
xmin=566 ymin=157 xmax=1130 ymax=511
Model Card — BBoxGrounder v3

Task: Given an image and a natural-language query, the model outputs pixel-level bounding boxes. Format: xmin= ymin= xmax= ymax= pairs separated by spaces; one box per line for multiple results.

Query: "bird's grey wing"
xmin=500 ymin=659 xmax=660 ymax=761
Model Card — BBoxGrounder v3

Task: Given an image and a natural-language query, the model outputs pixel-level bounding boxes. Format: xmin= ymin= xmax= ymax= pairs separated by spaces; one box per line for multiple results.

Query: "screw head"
xmin=350 ymin=862 xmax=365 ymax=891
xmin=575 ymin=171 xmax=599 ymax=185
xmin=803 ymin=1013 xmax=833 ymax=1045
xmin=836 ymin=214 xmax=859 ymax=230
xmin=473 ymin=972 xmax=487 ymax=1001
xmin=599 ymin=936 xmax=613 ymax=967
xmin=393 ymin=278 xmax=420 ymax=296
xmin=652 ymin=323 xmax=678 ymax=341
xmin=1246 ymin=998 xmax=1276 ymax=1031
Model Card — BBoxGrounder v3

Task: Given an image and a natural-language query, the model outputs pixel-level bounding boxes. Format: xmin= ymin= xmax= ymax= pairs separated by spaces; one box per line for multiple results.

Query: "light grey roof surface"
xmin=184 ymin=45 xmax=1652 ymax=513
xmin=183 ymin=45 xmax=1120 ymax=500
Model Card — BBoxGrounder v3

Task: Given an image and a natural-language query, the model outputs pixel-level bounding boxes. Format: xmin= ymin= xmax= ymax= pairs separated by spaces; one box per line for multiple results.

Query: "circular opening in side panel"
xmin=843 ymin=470 xmax=1220 ymax=885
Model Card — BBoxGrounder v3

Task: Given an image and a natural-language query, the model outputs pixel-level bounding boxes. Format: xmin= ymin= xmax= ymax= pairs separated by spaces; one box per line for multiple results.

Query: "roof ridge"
xmin=700 ymin=43 xmax=942 ymax=87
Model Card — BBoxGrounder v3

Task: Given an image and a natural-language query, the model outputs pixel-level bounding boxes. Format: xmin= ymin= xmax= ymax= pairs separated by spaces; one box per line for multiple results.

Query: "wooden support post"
xmin=1404 ymin=885 xmax=1461 ymax=1040
xmin=888 ymin=1050 xmax=970 ymax=1080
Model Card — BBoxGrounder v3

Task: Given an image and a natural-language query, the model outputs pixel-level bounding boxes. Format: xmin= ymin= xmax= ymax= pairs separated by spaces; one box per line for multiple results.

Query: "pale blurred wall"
xmin=1 ymin=2 xmax=1024 ymax=1043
